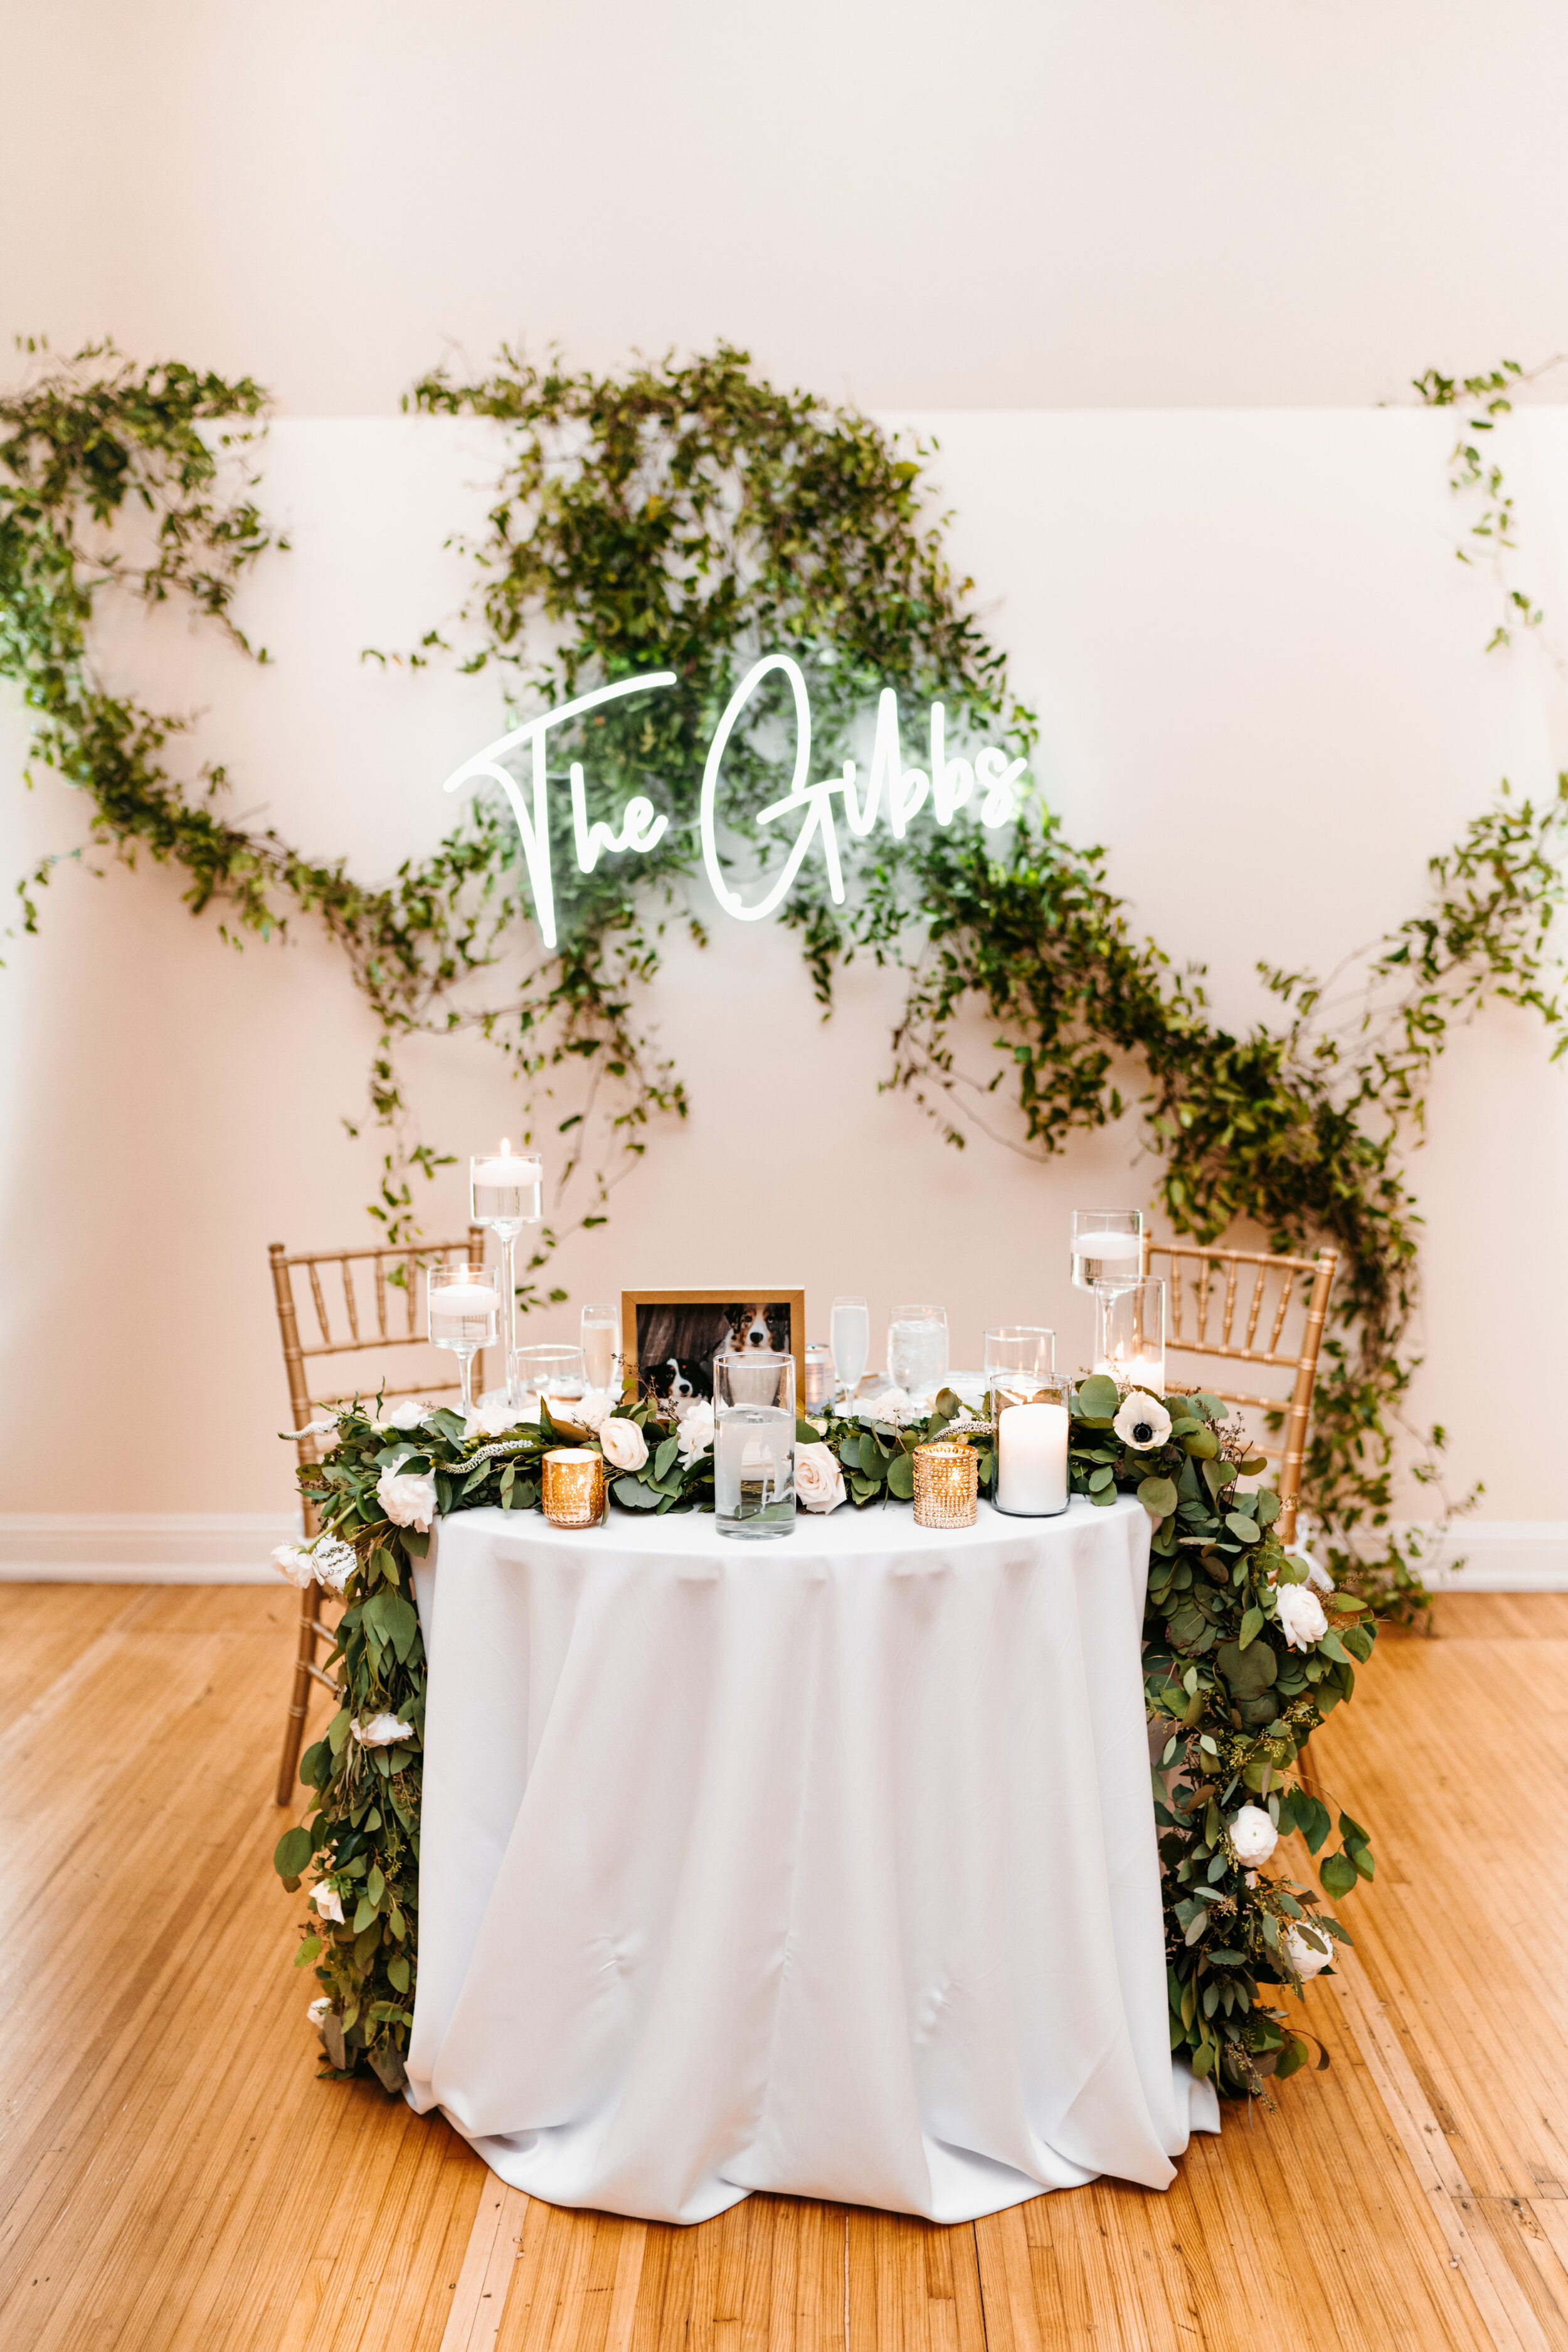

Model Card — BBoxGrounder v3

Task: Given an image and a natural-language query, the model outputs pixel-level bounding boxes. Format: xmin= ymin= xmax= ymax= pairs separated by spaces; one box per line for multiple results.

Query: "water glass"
xmin=1093 ymin=1277 xmax=1167 ymax=1393
xmin=888 ymin=1303 xmax=948 ymax=1399
xmin=1070 ymin=1210 xmax=1143 ymax=1293
xmin=983 ymin=1326 xmax=1056 ymax=1402
xmin=713 ymin=1351 xmax=796 ymax=1539
xmin=830 ymin=1295 xmax=870 ymax=1399
xmin=514 ymin=1343 xmax=588 ymax=1421
xmin=427 ymin=1261 xmax=501 ymax=1414
xmin=580 ymin=1301 xmax=620 ymax=1394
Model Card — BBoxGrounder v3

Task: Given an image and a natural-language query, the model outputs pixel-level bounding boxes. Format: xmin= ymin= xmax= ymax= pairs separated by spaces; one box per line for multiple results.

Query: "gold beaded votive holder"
xmin=541 ymin=1447 xmax=607 ymax=1529
xmin=912 ymin=1439 xmax=979 ymax=1529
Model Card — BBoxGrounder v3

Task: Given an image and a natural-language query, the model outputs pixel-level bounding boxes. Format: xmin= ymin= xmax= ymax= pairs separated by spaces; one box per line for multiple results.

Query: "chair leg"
xmin=275 ymin=1584 xmax=326 ymax=1806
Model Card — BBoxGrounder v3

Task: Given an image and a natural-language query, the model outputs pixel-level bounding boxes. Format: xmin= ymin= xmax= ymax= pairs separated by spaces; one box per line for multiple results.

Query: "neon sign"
xmin=440 ymin=657 xmax=1027 ymax=950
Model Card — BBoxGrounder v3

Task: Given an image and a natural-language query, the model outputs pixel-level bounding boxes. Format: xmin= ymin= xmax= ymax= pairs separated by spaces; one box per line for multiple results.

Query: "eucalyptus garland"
xmin=276 ymin=1379 xmax=1370 ymax=2098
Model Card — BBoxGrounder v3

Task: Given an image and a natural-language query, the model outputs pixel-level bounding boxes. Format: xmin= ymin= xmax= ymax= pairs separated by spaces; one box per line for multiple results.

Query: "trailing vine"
xmin=6 ymin=337 xmax=1567 ymax=1617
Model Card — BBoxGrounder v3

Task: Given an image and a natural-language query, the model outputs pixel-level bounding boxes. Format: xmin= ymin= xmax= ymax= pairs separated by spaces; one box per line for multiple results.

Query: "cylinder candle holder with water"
xmin=470 ymin=1140 xmax=543 ymax=1406
xmin=913 ymin=1439 xmax=979 ymax=1528
xmin=1071 ymin=1210 xmax=1143 ymax=1291
xmin=994 ymin=1372 xmax=1070 ymax=1517
xmin=1093 ymin=1276 xmax=1167 ymax=1395
xmin=514 ymin=1343 xmax=588 ymax=1426
xmin=427 ymin=1261 xmax=501 ymax=1414
xmin=542 ymin=1447 xmax=607 ymax=1528
xmin=713 ymin=1351 xmax=796 ymax=1539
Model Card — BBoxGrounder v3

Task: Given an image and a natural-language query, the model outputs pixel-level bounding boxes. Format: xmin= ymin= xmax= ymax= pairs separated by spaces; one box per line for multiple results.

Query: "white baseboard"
xmin=0 ymin=1512 xmax=1564 ymax=1590
xmin=1414 ymin=1521 xmax=1568 ymax=1592
xmin=0 ymin=1513 xmax=302 ymax=1584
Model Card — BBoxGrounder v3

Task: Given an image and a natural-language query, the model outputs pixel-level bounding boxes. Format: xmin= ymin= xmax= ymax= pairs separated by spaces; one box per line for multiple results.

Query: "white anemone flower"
xmin=1113 ymin=1391 xmax=1172 ymax=1451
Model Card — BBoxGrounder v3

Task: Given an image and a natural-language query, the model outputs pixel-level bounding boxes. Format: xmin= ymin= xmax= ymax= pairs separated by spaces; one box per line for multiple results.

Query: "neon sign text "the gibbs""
xmin=440 ymin=655 xmax=1027 ymax=950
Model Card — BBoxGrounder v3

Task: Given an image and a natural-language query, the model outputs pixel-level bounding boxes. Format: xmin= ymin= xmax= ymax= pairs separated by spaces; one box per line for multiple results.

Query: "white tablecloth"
xmin=406 ymin=1495 xmax=1219 ymax=2224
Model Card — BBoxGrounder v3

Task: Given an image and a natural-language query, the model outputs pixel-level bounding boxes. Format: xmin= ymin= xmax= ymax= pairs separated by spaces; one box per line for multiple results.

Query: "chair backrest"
xmin=1139 ymin=1236 xmax=1337 ymax=1549
xmin=268 ymin=1230 xmax=487 ymax=1534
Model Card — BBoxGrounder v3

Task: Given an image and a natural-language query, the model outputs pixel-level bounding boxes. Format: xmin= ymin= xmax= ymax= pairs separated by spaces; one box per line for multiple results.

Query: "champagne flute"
xmin=830 ymin=1294 xmax=870 ymax=1404
xmin=580 ymin=1301 xmax=619 ymax=1396
xmin=428 ymin=1262 xmax=501 ymax=1416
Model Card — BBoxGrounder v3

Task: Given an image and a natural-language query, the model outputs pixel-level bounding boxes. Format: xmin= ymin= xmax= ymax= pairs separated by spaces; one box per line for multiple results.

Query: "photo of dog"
xmin=624 ymin=1293 xmax=803 ymax=1412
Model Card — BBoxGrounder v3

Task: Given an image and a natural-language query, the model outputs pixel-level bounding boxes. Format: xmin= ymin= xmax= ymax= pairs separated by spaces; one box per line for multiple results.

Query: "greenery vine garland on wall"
xmin=4 ymin=334 xmax=1567 ymax=1619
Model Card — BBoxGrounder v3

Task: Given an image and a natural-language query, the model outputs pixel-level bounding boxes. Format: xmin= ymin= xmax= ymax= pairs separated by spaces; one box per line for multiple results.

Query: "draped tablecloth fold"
xmin=407 ymin=1494 xmax=1219 ymax=2223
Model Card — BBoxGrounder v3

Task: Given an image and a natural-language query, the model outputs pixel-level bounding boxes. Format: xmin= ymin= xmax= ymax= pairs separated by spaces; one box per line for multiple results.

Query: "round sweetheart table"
xmin=405 ymin=1493 xmax=1219 ymax=2226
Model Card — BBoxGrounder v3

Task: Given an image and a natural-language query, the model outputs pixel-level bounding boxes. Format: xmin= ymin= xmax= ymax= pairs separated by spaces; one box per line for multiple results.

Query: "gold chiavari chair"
xmin=268 ymin=1227 xmax=487 ymax=1806
xmin=1139 ymin=1236 xmax=1338 ymax=1550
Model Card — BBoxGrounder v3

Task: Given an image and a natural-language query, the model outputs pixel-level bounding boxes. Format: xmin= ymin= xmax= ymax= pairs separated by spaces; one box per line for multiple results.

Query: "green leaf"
xmin=273 ymin=1826 xmax=312 ymax=1880
xmin=1237 ymin=1606 xmax=1264 ymax=1650
xmin=1138 ymin=1476 xmax=1178 ymax=1518
xmin=1224 ymin=1511 xmax=1259 ymax=1544
xmin=1274 ymin=2036 xmax=1310 ymax=2080
xmin=613 ymin=1476 xmax=660 ymax=1508
xmin=388 ymin=1953 xmax=411 ymax=1994
xmin=886 ymin=1453 xmax=914 ymax=1500
xmin=1076 ymin=1374 xmax=1120 ymax=1422
xmin=1320 ymin=1850 xmax=1359 ymax=1899
xmin=654 ymin=1434 xmax=680 ymax=1481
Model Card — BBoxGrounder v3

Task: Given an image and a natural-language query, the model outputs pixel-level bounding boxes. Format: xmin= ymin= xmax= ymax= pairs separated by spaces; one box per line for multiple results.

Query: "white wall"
xmin=6 ymin=2 xmax=1568 ymax=414
xmin=3 ymin=409 xmax=1567 ymax=1564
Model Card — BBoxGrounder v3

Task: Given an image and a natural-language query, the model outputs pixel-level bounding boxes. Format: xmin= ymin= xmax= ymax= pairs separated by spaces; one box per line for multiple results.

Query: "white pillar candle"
xmin=1079 ymin=1228 xmax=1141 ymax=1260
xmin=997 ymin=1400 xmax=1069 ymax=1515
xmin=474 ymin=1148 xmax=543 ymax=1188
xmin=429 ymin=1282 xmax=499 ymax=1318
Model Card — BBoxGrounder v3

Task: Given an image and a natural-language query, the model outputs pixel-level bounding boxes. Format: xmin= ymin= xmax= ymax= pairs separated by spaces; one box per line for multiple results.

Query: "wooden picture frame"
xmin=621 ymin=1289 xmax=807 ymax=1413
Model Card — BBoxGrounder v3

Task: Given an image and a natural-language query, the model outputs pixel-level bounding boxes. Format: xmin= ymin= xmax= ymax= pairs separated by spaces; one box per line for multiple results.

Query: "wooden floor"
xmin=0 ymin=1587 xmax=1564 ymax=2352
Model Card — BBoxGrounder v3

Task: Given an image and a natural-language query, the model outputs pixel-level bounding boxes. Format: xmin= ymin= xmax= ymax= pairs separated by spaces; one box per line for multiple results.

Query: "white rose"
xmin=600 ymin=1417 xmax=649 ymax=1472
xmin=351 ymin=1712 xmax=414 ymax=1748
xmin=310 ymin=1536 xmax=357 ymax=1596
xmin=1229 ymin=1804 xmax=1278 ymax=1868
xmin=1283 ymin=1922 xmax=1333 ymax=1980
xmin=795 ymin=1442 xmax=846 ymax=1513
xmin=310 ymin=1883 xmax=344 ymax=1923
xmin=371 ymin=1397 xmax=433 ymax=1433
xmin=464 ymin=1396 xmax=530 ymax=1440
xmin=272 ymin=1543 xmax=317 ymax=1589
xmin=1113 ymin=1391 xmax=1172 ymax=1451
xmin=307 ymin=1995 xmax=331 ymax=2025
xmin=1274 ymin=1581 xmax=1329 ymax=1651
xmin=677 ymin=1402 xmax=716 ymax=1463
xmin=376 ymin=1469 xmax=438 ymax=1530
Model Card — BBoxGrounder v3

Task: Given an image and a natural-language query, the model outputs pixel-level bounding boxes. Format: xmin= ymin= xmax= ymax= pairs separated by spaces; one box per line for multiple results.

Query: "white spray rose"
xmin=859 ymin=1387 xmax=916 ymax=1428
xmin=1274 ymin=1581 xmax=1329 ymax=1651
xmin=351 ymin=1712 xmax=415 ymax=1748
xmin=1283 ymin=1922 xmax=1333 ymax=1980
xmin=677 ymin=1402 xmax=716 ymax=1463
xmin=1229 ymin=1804 xmax=1278 ymax=1868
xmin=310 ymin=1883 xmax=344 ymax=1923
xmin=600 ymin=1417 xmax=649 ymax=1472
xmin=307 ymin=1995 xmax=332 ymax=2025
xmin=379 ymin=1397 xmax=433 ymax=1431
xmin=376 ymin=1469 xmax=438 ymax=1530
xmin=272 ymin=1543 xmax=317 ymax=1589
xmin=464 ymin=1396 xmax=530 ymax=1440
xmin=795 ymin=1442 xmax=847 ymax=1513
xmin=310 ymin=1537 xmax=357 ymax=1596
xmin=574 ymin=1389 xmax=617 ymax=1434
xmin=1113 ymin=1391 xmax=1172 ymax=1451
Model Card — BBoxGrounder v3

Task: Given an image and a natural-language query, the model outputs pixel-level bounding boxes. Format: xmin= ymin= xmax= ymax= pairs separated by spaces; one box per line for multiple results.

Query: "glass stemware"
xmin=470 ymin=1140 xmax=544 ymax=1406
xmin=580 ymin=1301 xmax=620 ymax=1396
xmin=887 ymin=1303 xmax=948 ymax=1401
xmin=427 ymin=1261 xmax=501 ymax=1415
xmin=1093 ymin=1277 xmax=1167 ymax=1393
xmin=830 ymin=1294 xmax=870 ymax=1402
xmin=1070 ymin=1209 xmax=1143 ymax=1292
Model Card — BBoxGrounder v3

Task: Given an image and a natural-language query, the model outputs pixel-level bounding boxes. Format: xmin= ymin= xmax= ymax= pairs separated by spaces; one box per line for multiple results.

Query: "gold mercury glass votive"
xmin=912 ymin=1439 xmax=979 ymax=1529
xmin=542 ymin=1448 xmax=607 ymax=1529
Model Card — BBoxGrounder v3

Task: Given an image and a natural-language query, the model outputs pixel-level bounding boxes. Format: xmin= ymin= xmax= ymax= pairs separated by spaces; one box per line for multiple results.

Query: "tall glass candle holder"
xmin=994 ymin=1372 xmax=1071 ymax=1517
xmin=983 ymin=1326 xmax=1056 ymax=1401
xmin=427 ymin=1261 xmax=501 ymax=1414
xmin=1071 ymin=1210 xmax=1144 ymax=1291
xmin=470 ymin=1140 xmax=543 ymax=1407
xmin=1093 ymin=1276 xmax=1166 ymax=1394
xmin=713 ymin=1350 xmax=796 ymax=1539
